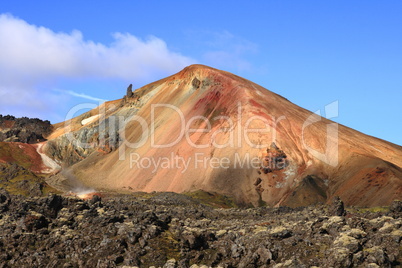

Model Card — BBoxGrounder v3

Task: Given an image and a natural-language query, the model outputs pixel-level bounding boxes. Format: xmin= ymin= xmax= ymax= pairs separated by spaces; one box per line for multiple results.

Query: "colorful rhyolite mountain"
xmin=39 ymin=65 xmax=402 ymax=207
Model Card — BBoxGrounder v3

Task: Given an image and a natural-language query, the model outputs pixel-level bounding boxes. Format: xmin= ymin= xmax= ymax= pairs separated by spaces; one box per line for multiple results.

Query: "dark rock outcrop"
xmin=330 ymin=196 xmax=346 ymax=216
xmin=0 ymin=115 xmax=53 ymax=144
xmin=192 ymin=77 xmax=201 ymax=89
xmin=390 ymin=200 xmax=402 ymax=213
xmin=260 ymin=142 xmax=289 ymax=174
xmin=126 ymin=84 xmax=133 ymax=98
xmin=0 ymin=189 xmax=11 ymax=212
xmin=0 ymin=163 xmax=54 ymax=197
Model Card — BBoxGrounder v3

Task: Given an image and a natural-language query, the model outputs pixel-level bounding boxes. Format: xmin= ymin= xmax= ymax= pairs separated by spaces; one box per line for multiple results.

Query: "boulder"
xmin=329 ymin=196 xmax=345 ymax=216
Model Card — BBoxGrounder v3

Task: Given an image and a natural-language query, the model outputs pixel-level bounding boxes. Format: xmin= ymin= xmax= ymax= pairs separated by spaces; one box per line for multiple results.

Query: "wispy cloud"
xmin=186 ymin=30 xmax=258 ymax=72
xmin=53 ymin=89 xmax=108 ymax=102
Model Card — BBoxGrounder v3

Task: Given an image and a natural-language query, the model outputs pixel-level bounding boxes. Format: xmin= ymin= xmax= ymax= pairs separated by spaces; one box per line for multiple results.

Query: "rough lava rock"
xmin=0 ymin=191 xmax=401 ymax=267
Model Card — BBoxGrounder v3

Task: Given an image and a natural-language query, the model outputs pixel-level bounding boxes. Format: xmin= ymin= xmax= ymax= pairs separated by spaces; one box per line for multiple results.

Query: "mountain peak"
xmin=44 ymin=66 xmax=402 ymax=207
xmin=181 ymin=64 xmax=217 ymax=71
xmin=172 ymin=64 xmax=245 ymax=84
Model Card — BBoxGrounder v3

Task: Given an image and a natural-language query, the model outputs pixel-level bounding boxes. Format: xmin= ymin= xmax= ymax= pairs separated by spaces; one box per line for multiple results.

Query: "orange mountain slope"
xmin=44 ymin=65 xmax=402 ymax=207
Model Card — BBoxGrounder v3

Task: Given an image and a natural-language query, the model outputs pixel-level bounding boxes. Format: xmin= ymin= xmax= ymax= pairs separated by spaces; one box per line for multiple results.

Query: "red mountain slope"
xmin=45 ymin=65 xmax=402 ymax=207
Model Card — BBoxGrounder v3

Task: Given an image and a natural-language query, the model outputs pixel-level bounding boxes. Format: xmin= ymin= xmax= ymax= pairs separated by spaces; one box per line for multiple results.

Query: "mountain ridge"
xmin=37 ymin=64 xmax=402 ymax=207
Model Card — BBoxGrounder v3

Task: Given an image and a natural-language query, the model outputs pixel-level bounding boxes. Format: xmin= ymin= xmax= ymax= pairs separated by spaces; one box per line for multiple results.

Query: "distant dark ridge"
xmin=0 ymin=114 xmax=53 ymax=144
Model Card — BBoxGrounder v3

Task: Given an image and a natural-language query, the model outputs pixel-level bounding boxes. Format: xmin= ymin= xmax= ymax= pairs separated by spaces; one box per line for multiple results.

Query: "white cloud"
xmin=0 ymin=13 xmax=195 ymax=120
xmin=0 ymin=14 xmax=194 ymax=81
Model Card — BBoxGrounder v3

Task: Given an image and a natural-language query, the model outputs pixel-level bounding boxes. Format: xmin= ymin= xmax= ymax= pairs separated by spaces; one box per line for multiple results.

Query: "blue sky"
xmin=0 ymin=1 xmax=401 ymax=145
